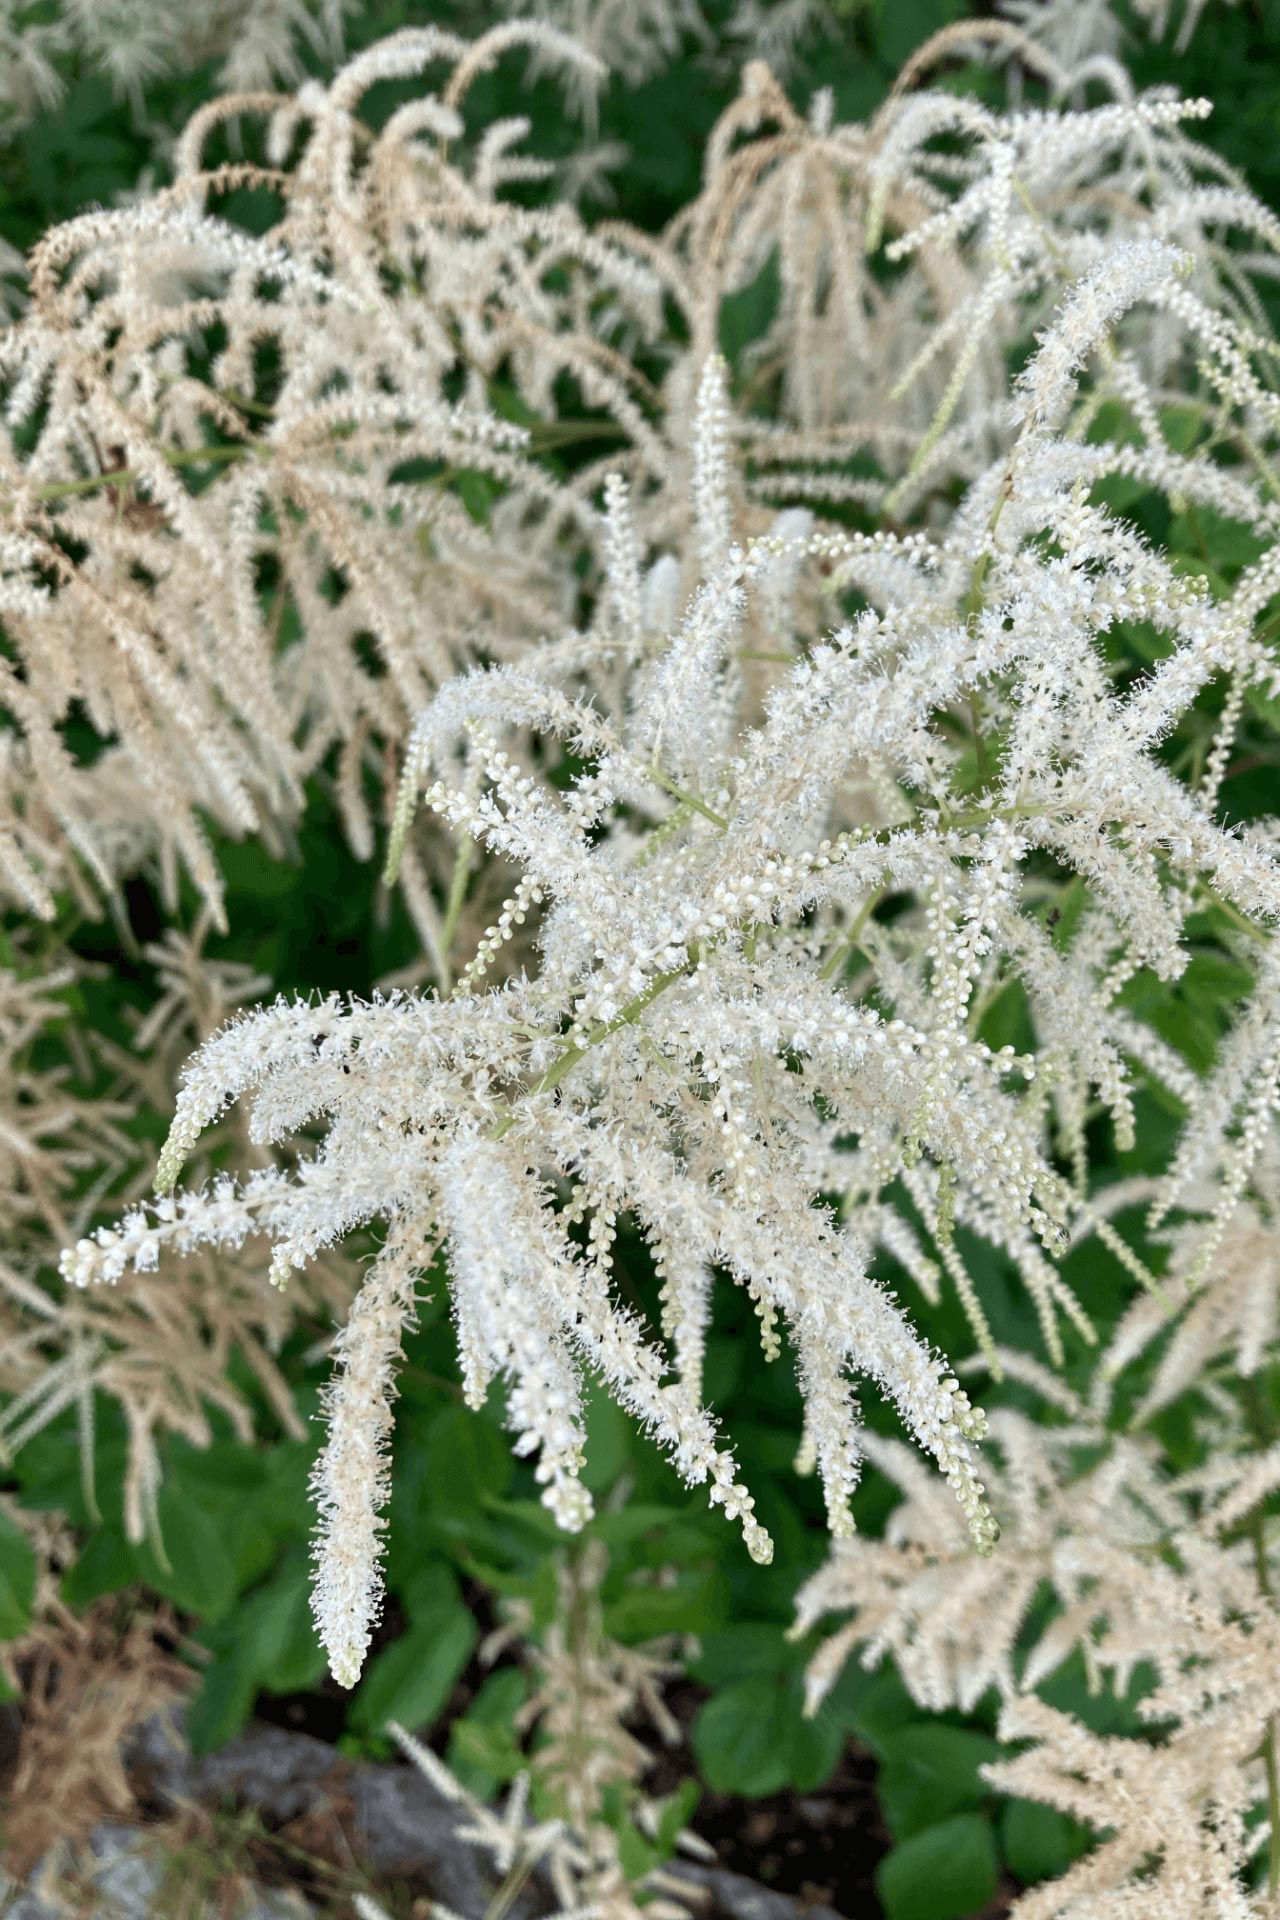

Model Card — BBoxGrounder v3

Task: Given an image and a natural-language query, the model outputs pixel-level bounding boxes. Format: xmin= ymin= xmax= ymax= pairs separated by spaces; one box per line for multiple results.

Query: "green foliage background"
xmin=4 ymin=3 xmax=1280 ymax=1915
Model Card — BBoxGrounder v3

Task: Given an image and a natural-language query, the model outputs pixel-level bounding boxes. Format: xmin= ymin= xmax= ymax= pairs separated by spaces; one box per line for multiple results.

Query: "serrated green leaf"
xmin=693 ymin=1666 xmax=842 ymax=1797
xmin=447 ymin=1667 xmax=528 ymax=1797
xmin=877 ymin=1724 xmax=1002 ymax=1840
xmin=61 ymin=1524 xmax=135 ymax=1609
xmin=1000 ymin=1798 xmax=1091 ymax=1883
xmin=876 ymin=1813 xmax=999 ymax=1920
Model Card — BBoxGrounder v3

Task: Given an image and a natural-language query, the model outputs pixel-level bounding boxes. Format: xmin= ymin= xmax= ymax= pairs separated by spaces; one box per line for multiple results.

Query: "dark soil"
xmin=647 ymin=1682 xmax=890 ymax=1915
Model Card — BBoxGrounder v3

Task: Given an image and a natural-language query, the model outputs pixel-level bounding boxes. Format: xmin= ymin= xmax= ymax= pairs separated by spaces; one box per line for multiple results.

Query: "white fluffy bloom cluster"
xmin=0 ymin=0 xmax=353 ymax=127
xmin=1001 ymin=0 xmax=1235 ymax=64
xmin=0 ymin=22 xmax=656 ymax=924
xmin=0 ymin=918 xmax=355 ymax=1555
xmin=2 ymin=18 xmax=1270 ymax=930
xmin=797 ymin=1333 xmax=1280 ymax=1915
xmin=62 ymin=168 xmax=1280 ymax=1693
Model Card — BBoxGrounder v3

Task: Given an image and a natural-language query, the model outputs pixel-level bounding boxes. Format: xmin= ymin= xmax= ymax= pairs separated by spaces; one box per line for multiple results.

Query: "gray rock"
xmin=0 ymin=1869 xmax=63 ymax=1920
xmin=0 ymin=1824 xmax=162 ymax=1920
xmin=348 ymin=1754 xmax=491 ymax=1904
xmin=85 ymin=1825 xmax=165 ymax=1915
xmin=129 ymin=1707 xmax=339 ymax=1825
xmin=672 ymin=1862 xmax=844 ymax=1920
xmin=0 ymin=1822 xmax=312 ymax=1920
xmin=126 ymin=1708 xmax=502 ymax=1917
xmin=120 ymin=1709 xmax=849 ymax=1920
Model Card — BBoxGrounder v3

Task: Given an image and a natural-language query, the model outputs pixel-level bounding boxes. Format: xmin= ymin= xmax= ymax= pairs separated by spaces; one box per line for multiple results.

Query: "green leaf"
xmin=693 ymin=1667 xmax=842 ymax=1797
xmin=690 ymin=1622 xmax=795 ymax=1688
xmin=615 ymin=1824 xmax=657 ymax=1882
xmin=823 ymin=1660 xmax=918 ymax=1753
xmin=872 ymin=0 xmax=963 ymax=67
xmin=1000 ymin=1798 xmax=1091 ymax=1884
xmin=719 ymin=247 xmax=781 ymax=369
xmin=1091 ymin=472 xmax=1154 ymax=514
xmin=1246 ymin=682 xmax=1280 ymax=733
xmin=877 ymin=1723 xmax=1002 ymax=1840
xmin=9 ymin=1414 xmax=126 ymax=1526
xmin=349 ymin=1605 xmax=476 ymax=1738
xmin=447 ymin=1668 xmax=528 ymax=1797
xmin=1037 ymin=1652 xmax=1150 ymax=1734
xmin=788 ymin=1700 xmax=848 ymax=1792
xmin=694 ymin=1676 xmax=795 ymax=1796
xmin=456 ymin=471 xmax=496 ymax=525
xmin=401 ymin=1557 xmax=462 ymax=1622
xmin=61 ymin=1524 xmax=136 ymax=1609
xmin=132 ymin=1489 xmax=237 ymax=1623
xmin=653 ymin=1779 xmax=700 ymax=1862
xmin=1180 ymin=952 xmax=1255 ymax=1007
xmin=589 ymin=1504 xmax=694 ymax=1550
xmin=603 ymin=1567 xmax=727 ymax=1643
xmin=1168 ymin=505 xmax=1269 ymax=574
xmin=488 ymin=382 xmax=539 ymax=429
xmin=423 ymin=1406 xmax=512 ymax=1521
xmin=187 ymin=1656 xmax=259 ymax=1756
xmin=1159 ymin=404 xmax=1202 ymax=454
xmin=0 ymin=1509 xmax=37 ymax=1639
xmin=251 ymin=1558 xmax=328 ymax=1696
xmin=185 ymin=1555 xmax=327 ymax=1753
xmin=876 ymin=1813 xmax=999 ymax=1920
xmin=580 ymin=1384 xmax=633 ymax=1492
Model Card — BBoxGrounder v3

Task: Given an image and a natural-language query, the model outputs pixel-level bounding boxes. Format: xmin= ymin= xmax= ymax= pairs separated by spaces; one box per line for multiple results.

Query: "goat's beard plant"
xmin=66 ymin=252 xmax=1280 ymax=1694
xmin=8 ymin=15 xmax=1280 ymax=1911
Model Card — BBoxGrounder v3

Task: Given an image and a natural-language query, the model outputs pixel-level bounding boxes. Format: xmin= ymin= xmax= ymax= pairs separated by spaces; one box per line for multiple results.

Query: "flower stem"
xmin=647 ymin=764 xmax=729 ymax=829
xmin=30 ymin=440 xmax=250 ymax=503
xmin=487 ymin=959 xmax=695 ymax=1142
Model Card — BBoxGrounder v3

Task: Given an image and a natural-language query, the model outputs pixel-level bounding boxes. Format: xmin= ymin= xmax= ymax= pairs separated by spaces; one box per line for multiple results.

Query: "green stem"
xmin=440 ymin=832 xmax=475 ymax=992
xmin=486 ymin=797 xmax=1053 ymax=1138
xmin=1195 ymin=878 xmax=1270 ymax=945
xmin=30 ymin=440 xmax=250 ymax=504
xmin=484 ymin=1854 xmax=540 ymax=1920
xmin=488 ymin=960 xmax=694 ymax=1142
xmin=526 ymin=419 xmax=628 ymax=451
xmin=969 ymin=691 xmax=991 ymax=786
xmin=647 ymin=764 xmax=729 ymax=829
xmin=19 ymin=415 xmax=625 ymax=513
xmin=961 ymin=477 xmax=1011 ymax=629
xmin=819 ymin=885 xmax=886 ymax=983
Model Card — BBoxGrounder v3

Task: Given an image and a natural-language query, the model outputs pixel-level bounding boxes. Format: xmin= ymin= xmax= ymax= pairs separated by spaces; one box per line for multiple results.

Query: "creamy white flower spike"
xmin=50 ymin=35 xmax=1280 ymax=1700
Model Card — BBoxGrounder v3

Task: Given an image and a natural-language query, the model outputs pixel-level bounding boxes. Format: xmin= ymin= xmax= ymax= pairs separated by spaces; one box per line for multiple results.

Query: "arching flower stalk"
xmin=60 ymin=196 xmax=1280 ymax=1688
